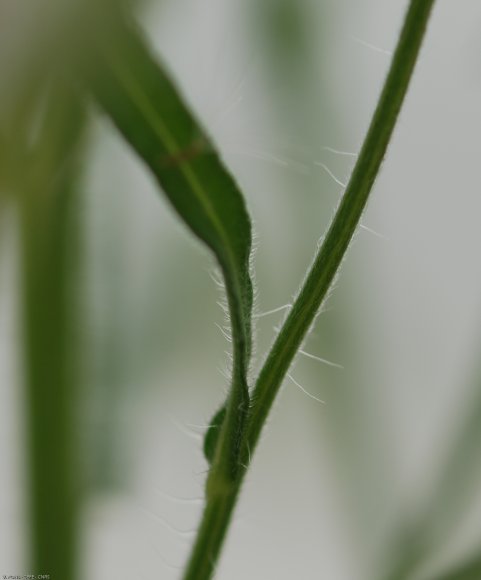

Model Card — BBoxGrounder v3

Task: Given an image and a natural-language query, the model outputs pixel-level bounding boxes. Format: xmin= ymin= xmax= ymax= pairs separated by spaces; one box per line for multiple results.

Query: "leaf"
xmin=203 ymin=406 xmax=227 ymax=465
xmin=83 ymin=10 xmax=253 ymax=474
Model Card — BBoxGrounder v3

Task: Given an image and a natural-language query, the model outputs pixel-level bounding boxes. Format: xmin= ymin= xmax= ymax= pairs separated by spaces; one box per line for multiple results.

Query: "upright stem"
xmin=246 ymin=0 xmax=435 ymax=451
xmin=183 ymin=2 xmax=435 ymax=578
xmin=19 ymin=81 xmax=84 ymax=580
xmin=182 ymin=482 xmax=242 ymax=579
xmin=21 ymin=180 xmax=79 ymax=580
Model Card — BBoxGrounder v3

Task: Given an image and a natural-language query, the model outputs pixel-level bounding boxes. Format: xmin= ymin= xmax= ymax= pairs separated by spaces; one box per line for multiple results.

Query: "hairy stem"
xmin=246 ymin=0 xmax=434 ymax=451
xmin=183 ymin=1 xmax=435 ymax=578
xmin=182 ymin=482 xmax=242 ymax=580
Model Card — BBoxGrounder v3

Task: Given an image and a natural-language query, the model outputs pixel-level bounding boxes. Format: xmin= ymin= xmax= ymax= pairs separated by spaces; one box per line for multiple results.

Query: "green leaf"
xmin=84 ymin=11 xmax=253 ymax=476
xmin=203 ymin=405 xmax=227 ymax=465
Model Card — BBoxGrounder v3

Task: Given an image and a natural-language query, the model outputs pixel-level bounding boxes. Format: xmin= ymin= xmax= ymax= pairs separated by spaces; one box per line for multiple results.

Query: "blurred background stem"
xmin=18 ymin=79 xmax=86 ymax=579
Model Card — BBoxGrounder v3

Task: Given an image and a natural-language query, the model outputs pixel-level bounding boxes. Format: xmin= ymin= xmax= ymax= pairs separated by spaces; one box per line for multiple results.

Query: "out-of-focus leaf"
xmin=381 ymin=374 xmax=481 ymax=580
xmin=431 ymin=552 xmax=481 ymax=580
xmin=83 ymin=11 xmax=253 ymax=473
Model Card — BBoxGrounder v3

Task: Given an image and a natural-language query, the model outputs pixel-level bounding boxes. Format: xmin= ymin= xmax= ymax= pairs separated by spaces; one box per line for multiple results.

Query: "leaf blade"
xmin=84 ymin=12 xmax=253 ymax=475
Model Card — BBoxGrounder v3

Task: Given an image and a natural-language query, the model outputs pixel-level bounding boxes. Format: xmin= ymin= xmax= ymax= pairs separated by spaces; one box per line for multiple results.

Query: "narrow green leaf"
xmin=84 ymin=12 xmax=253 ymax=478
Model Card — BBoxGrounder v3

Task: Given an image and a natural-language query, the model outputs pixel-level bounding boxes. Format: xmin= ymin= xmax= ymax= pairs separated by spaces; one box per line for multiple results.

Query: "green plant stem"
xmin=19 ymin=81 xmax=85 ymax=580
xmin=21 ymin=178 xmax=79 ymax=580
xmin=183 ymin=1 xmax=435 ymax=578
xmin=246 ymin=0 xmax=434 ymax=451
xmin=182 ymin=482 xmax=242 ymax=579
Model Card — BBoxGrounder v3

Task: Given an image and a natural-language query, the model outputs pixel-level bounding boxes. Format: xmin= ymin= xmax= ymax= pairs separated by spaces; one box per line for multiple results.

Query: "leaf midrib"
xmin=103 ymin=49 xmax=244 ymax=311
